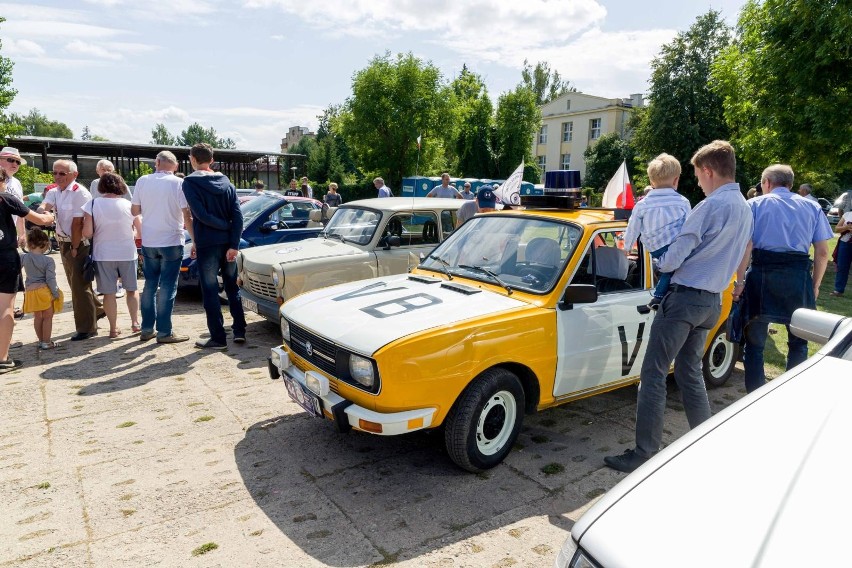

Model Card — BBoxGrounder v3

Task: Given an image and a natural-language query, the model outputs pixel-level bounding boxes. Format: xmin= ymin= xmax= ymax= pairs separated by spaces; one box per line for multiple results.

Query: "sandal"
xmin=131 ymin=323 xmax=142 ymax=334
xmin=0 ymin=359 xmax=22 ymax=373
xmin=38 ymin=341 xmax=56 ymax=350
xmin=109 ymin=329 xmax=122 ymax=339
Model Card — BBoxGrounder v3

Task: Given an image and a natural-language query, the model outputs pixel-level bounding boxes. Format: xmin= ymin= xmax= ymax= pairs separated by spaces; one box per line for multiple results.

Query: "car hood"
xmin=574 ymin=354 xmax=851 ymax=568
xmin=281 ymin=274 xmax=527 ymax=355
xmin=240 ymin=237 xmax=364 ymax=273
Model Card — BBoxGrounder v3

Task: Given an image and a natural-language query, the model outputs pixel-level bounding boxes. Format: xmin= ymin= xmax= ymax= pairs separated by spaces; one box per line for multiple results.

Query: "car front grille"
xmin=289 ymin=322 xmax=338 ymax=378
xmin=245 ymin=271 xmax=276 ymax=301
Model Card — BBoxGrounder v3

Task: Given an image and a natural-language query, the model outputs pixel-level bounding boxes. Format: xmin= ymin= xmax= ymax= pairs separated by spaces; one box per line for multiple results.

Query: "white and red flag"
xmin=601 ymin=160 xmax=635 ymax=209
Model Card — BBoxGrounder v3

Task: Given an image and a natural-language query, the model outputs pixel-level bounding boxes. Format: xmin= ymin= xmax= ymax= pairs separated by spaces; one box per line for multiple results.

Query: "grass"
xmin=36 ymin=482 xmax=50 ymax=490
xmin=762 ymin=235 xmax=852 ymax=378
xmin=116 ymin=421 xmax=136 ymax=428
xmin=541 ymin=463 xmax=565 ymax=475
xmin=194 ymin=415 xmax=214 ymax=423
xmin=191 ymin=542 xmax=218 ymax=557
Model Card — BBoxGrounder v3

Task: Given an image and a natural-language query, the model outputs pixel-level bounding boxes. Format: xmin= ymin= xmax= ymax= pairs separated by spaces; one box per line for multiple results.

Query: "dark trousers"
xmin=59 ymin=242 xmax=103 ymax=334
xmin=196 ymin=244 xmax=246 ymax=345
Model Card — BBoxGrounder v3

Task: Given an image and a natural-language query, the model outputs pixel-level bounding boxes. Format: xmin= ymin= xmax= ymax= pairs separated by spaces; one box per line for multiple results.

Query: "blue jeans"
xmin=743 ymin=320 xmax=808 ymax=393
xmin=651 ymin=244 xmax=671 ymax=298
xmin=141 ymin=245 xmax=183 ymax=337
xmin=635 ymin=287 xmax=720 ymax=458
xmin=197 ymin=244 xmax=246 ymax=345
xmin=835 ymin=239 xmax=852 ymax=293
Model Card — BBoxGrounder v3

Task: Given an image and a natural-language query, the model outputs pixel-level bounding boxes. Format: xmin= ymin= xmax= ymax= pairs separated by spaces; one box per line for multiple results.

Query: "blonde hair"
xmin=647 ymin=153 xmax=681 ymax=187
xmin=690 ymin=140 xmax=736 ymax=179
xmin=329 ymin=182 xmax=338 ymax=191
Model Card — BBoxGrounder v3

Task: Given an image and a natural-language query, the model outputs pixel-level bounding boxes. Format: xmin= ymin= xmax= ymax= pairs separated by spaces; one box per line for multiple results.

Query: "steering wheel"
xmin=516 ymin=263 xmax=552 ymax=285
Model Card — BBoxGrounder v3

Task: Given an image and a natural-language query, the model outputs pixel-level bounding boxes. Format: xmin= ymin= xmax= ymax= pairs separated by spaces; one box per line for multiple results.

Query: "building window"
xmin=562 ymin=122 xmax=573 ymax=142
xmin=566 ymin=99 xmax=571 ymax=111
xmin=537 ymin=155 xmax=547 ymax=175
xmin=561 ymin=154 xmax=571 ymax=169
xmin=589 ymin=118 xmax=602 ymax=140
xmin=538 ymin=125 xmax=548 ymax=144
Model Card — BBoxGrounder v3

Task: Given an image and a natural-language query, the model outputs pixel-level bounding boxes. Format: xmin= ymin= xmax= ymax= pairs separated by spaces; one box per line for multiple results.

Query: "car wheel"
xmin=444 ymin=368 xmax=525 ymax=473
xmin=703 ymin=324 xmax=739 ymax=388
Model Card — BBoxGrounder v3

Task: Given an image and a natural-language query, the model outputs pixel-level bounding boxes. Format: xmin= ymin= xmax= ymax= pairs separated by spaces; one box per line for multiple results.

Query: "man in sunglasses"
xmin=42 ymin=159 xmax=104 ymax=340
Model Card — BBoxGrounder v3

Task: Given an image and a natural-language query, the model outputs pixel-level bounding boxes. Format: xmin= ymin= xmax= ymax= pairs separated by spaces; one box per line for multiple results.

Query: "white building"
xmin=532 ymin=92 xmax=644 ymax=183
xmin=280 ymin=126 xmax=316 ymax=153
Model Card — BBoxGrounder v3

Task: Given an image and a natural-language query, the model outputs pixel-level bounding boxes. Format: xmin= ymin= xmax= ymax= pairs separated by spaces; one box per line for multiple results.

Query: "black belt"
xmin=670 ymin=284 xmax=712 ymax=294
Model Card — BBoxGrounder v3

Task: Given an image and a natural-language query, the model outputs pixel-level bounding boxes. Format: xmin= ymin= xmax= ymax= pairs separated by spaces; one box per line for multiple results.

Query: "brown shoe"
xmin=830 ymin=291 xmax=844 ymax=297
xmin=157 ymin=333 xmax=189 ymax=344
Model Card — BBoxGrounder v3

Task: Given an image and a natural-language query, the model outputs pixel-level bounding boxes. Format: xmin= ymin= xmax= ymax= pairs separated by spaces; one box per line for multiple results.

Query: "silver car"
xmin=556 ymin=308 xmax=852 ymax=568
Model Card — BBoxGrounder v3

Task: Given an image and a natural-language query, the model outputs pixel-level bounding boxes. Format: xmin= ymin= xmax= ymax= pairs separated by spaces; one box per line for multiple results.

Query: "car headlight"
xmin=348 ymin=354 xmax=375 ymax=388
xmin=272 ymin=264 xmax=284 ymax=288
xmin=568 ymin=548 xmax=602 ymax=568
xmin=280 ymin=317 xmax=290 ymax=342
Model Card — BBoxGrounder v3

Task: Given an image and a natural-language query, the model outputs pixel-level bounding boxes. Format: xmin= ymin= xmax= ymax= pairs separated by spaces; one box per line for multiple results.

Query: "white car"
xmin=556 ymin=308 xmax=852 ymax=568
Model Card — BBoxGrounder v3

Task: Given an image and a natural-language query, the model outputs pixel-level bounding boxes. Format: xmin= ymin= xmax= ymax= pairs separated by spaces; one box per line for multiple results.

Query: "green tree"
xmin=452 ymin=65 xmax=495 ymax=178
xmin=91 ymin=134 xmax=109 ymax=141
xmin=124 ymin=162 xmax=153 ymax=185
xmin=176 ymin=122 xmax=236 ymax=149
xmin=81 ymin=126 xmax=91 ymax=140
xmin=340 ymin=52 xmax=452 ymax=189
xmin=493 ymin=86 xmax=540 ymax=179
xmin=312 ymin=104 xmax=357 ymax=184
xmin=583 ymin=133 xmax=635 ymax=191
xmin=631 ymin=10 xmax=732 ymax=203
xmin=0 ymin=18 xmax=17 ymax=142
xmin=520 ymin=59 xmax=575 ymax=106
xmin=151 ymin=123 xmax=176 ymax=145
xmin=15 ymin=164 xmax=52 ymax=194
xmin=713 ymin=0 xmax=852 ymax=175
xmin=8 ymin=108 xmax=73 ymax=138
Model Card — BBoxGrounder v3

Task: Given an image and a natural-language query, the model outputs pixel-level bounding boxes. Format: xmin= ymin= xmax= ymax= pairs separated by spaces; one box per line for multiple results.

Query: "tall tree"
xmin=309 ymin=104 xmax=356 ymax=183
xmin=713 ymin=0 xmax=852 ymax=175
xmin=81 ymin=125 xmax=91 ymax=141
xmin=8 ymin=108 xmax=73 ymax=139
xmin=151 ymin=123 xmax=177 ymax=145
xmin=631 ymin=10 xmax=732 ymax=203
xmin=177 ymin=122 xmax=235 ymax=149
xmin=0 ymin=18 xmax=17 ymax=142
xmin=520 ymin=60 xmax=575 ymax=106
xmin=493 ymin=86 xmax=540 ymax=179
xmin=340 ymin=52 xmax=452 ymax=189
xmin=583 ymin=133 xmax=635 ymax=191
xmin=451 ymin=65 xmax=495 ymax=178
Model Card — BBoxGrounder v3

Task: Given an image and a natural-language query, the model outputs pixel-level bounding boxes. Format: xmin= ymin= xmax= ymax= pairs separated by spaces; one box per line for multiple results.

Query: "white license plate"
xmin=242 ymin=297 xmax=258 ymax=313
xmin=283 ymin=375 xmax=322 ymax=417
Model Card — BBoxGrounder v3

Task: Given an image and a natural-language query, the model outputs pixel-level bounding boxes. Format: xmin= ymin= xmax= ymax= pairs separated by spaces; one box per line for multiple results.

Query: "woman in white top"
xmin=82 ymin=173 xmax=142 ymax=338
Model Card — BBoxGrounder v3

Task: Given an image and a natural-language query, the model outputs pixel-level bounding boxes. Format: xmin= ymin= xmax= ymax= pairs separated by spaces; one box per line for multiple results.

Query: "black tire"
xmin=444 ymin=368 xmax=525 ymax=473
xmin=703 ymin=324 xmax=739 ymax=388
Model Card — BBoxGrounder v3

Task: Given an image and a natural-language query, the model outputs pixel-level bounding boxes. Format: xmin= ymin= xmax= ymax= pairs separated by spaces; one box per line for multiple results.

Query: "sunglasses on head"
xmin=4 ymin=157 xmax=20 ymax=165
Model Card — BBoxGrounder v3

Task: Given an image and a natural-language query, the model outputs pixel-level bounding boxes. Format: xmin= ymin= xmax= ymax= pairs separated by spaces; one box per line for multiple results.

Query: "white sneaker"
xmin=115 ymin=284 xmax=126 ymax=298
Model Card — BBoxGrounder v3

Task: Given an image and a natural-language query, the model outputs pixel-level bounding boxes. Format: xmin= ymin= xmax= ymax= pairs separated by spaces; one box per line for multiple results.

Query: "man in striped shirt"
xmin=623 ymin=153 xmax=691 ymax=309
xmin=606 ymin=140 xmax=753 ymax=474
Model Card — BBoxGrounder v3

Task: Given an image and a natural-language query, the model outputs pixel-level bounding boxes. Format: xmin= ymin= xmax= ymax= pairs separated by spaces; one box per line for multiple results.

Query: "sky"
xmin=1 ymin=0 xmax=747 ymax=153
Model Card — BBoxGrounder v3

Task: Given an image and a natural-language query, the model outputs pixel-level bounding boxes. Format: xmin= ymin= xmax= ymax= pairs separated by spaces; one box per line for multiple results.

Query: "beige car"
xmin=237 ymin=197 xmax=464 ymax=331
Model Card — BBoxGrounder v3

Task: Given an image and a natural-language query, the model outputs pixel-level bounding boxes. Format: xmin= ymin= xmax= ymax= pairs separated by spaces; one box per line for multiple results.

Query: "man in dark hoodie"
xmin=183 ymin=143 xmax=246 ymax=349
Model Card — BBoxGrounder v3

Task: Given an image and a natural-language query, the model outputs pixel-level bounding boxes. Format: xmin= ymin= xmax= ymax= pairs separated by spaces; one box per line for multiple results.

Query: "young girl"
xmin=21 ymin=228 xmax=64 ymax=349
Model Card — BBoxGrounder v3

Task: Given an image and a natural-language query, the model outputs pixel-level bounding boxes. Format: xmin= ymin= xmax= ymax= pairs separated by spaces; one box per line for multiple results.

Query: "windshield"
xmin=323 ymin=206 xmax=382 ymax=245
xmin=420 ymin=215 xmax=582 ymax=293
xmin=241 ymin=194 xmax=282 ymax=226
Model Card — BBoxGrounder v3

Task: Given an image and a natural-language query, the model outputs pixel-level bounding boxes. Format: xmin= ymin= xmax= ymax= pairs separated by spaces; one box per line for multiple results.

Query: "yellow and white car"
xmin=269 ymin=202 xmax=738 ymax=472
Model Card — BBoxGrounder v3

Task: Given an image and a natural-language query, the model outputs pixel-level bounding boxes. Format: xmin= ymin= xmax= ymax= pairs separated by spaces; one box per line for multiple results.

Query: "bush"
xmin=16 ymin=164 xmax=52 ymax=194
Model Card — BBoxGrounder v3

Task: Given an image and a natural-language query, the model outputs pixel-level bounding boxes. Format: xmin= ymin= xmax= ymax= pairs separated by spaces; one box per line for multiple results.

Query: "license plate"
xmin=242 ymin=297 xmax=258 ymax=313
xmin=283 ymin=375 xmax=322 ymax=417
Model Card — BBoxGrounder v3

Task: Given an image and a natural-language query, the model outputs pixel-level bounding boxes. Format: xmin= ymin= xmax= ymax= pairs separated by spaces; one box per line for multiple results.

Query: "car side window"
xmin=387 ymin=211 xmax=440 ymax=247
xmin=570 ymin=230 xmax=643 ymax=293
xmin=270 ymin=203 xmax=295 ymax=223
xmin=440 ymin=210 xmax=456 ymax=239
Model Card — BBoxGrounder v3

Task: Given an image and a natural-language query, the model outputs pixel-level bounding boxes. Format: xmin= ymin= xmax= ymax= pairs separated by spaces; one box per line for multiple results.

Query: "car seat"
xmin=422 ymin=220 xmax=439 ymax=244
xmin=590 ymin=246 xmax=631 ymax=293
xmin=306 ymin=209 xmax=324 ymax=228
xmin=525 ymin=237 xmax=561 ymax=267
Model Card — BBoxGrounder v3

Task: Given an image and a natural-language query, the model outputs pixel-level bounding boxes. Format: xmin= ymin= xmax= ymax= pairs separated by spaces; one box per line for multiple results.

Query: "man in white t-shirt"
xmin=427 ymin=173 xmax=462 ymax=199
xmin=42 ymin=159 xmax=104 ymax=340
xmin=131 ymin=150 xmax=194 ymax=343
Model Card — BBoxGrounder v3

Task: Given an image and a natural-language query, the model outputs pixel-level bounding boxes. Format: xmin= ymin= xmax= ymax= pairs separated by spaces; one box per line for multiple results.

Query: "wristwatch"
xmin=733 ymin=280 xmax=745 ymax=287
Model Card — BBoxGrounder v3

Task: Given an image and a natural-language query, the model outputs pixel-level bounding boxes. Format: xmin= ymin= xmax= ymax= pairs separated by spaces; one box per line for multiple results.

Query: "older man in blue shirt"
xmin=605 ymin=140 xmax=753 ymax=473
xmin=734 ymin=164 xmax=832 ymax=393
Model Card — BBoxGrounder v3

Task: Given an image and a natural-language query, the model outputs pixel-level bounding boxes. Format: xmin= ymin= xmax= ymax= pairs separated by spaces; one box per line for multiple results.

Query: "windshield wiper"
xmin=458 ymin=264 xmax=513 ymax=295
xmin=323 ymin=232 xmax=349 ymax=244
xmin=426 ymin=254 xmax=453 ymax=280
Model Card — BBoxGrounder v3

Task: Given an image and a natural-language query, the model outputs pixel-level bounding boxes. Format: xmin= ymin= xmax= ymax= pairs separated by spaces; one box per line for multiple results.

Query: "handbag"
xmin=82 ymin=199 xmax=97 ymax=282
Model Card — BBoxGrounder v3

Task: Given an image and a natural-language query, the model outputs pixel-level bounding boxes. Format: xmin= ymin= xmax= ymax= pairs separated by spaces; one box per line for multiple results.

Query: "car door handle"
xmin=636 ymin=304 xmax=651 ymax=314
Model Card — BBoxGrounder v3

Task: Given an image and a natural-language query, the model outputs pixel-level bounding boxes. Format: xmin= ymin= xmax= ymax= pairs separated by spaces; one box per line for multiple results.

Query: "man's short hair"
xmin=690 ymin=140 xmax=736 ymax=179
xmin=189 ymin=143 xmax=214 ymax=164
xmin=96 ymin=159 xmax=115 ymax=173
xmin=799 ymin=183 xmax=813 ymax=194
xmin=156 ymin=151 xmax=178 ymax=166
xmin=373 ymin=177 xmax=384 ymax=184
xmin=647 ymin=153 xmax=682 ymax=187
xmin=762 ymin=164 xmax=794 ymax=189
xmin=441 ymin=172 xmax=450 ymax=180
xmin=53 ymin=159 xmax=78 ymax=174
xmin=463 ymin=182 xmax=471 ymax=188
xmin=254 ymin=180 xmax=265 ymax=190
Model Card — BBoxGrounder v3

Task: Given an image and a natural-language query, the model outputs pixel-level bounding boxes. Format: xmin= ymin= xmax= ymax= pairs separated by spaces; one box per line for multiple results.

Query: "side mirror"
xmin=558 ymin=284 xmax=597 ymax=310
xmin=382 ymin=235 xmax=401 ymax=250
xmin=260 ymin=220 xmax=278 ymax=233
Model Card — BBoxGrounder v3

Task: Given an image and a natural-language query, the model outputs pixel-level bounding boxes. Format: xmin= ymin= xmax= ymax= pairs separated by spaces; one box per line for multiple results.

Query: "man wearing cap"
xmin=459 ymin=182 xmax=475 ymax=200
xmin=427 ymin=173 xmax=462 ymax=199
xmin=42 ymin=159 xmax=103 ymax=340
xmin=456 ymin=185 xmax=497 ymax=228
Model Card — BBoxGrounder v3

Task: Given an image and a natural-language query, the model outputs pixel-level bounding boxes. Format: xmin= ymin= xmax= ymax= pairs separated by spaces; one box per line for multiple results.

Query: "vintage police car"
xmin=268 ymin=198 xmax=739 ymax=472
xmin=237 ymin=197 xmax=463 ymax=323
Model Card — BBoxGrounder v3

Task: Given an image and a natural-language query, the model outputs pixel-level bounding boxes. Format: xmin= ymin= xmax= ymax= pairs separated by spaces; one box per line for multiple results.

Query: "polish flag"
xmin=601 ymin=161 xmax=635 ymax=209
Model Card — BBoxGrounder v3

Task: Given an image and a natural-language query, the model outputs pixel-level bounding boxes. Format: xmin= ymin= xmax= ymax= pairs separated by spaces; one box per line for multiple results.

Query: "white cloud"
xmin=3 ymin=38 xmax=46 ymax=58
xmin=66 ymin=40 xmax=124 ymax=61
xmin=3 ymin=20 xmax=123 ymax=40
xmin=0 ymin=3 xmax=88 ymax=22
xmin=270 ymin=34 xmax=284 ymax=41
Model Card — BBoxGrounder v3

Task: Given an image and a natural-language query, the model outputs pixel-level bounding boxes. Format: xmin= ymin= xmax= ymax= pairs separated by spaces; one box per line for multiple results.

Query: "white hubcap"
xmin=476 ymin=390 xmax=517 ymax=456
xmin=708 ymin=334 xmax=733 ymax=378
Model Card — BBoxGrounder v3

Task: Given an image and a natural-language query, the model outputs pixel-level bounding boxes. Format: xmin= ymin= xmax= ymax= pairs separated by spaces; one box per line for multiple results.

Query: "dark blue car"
xmin=179 ymin=192 xmax=324 ymax=290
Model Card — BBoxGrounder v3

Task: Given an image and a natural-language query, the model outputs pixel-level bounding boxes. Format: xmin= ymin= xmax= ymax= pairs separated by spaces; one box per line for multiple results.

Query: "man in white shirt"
xmin=797 ymin=183 xmax=819 ymax=203
xmin=427 ymin=173 xmax=462 ymax=199
xmin=131 ymin=151 xmax=194 ymax=343
xmin=42 ymin=159 xmax=103 ymax=340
